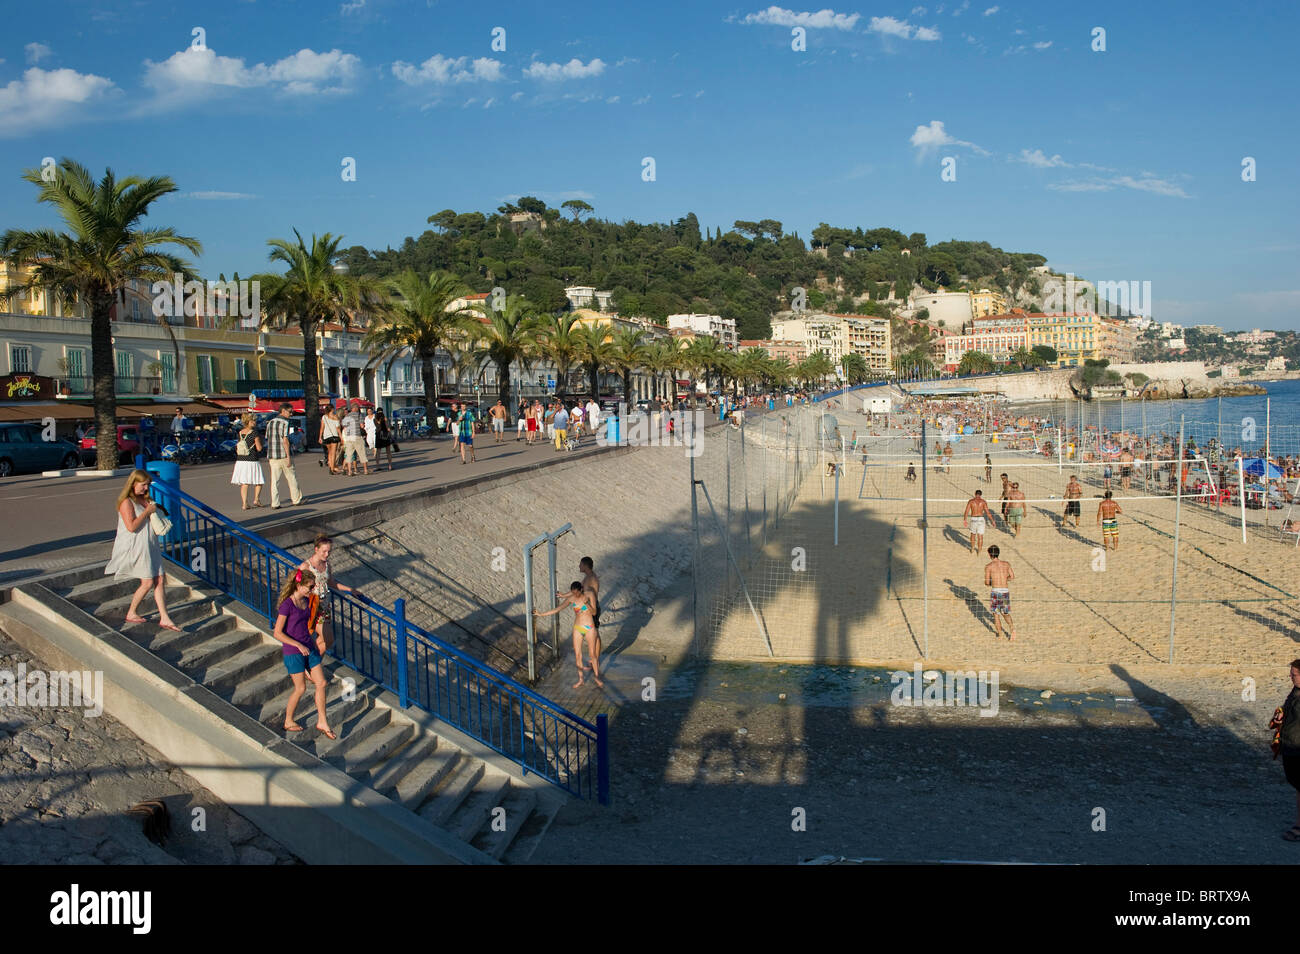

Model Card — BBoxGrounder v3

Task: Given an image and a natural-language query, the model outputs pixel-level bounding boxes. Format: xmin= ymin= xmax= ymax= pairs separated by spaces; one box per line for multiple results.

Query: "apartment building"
xmin=667 ymin=313 xmax=738 ymax=350
xmin=969 ymin=288 xmax=1009 ymax=318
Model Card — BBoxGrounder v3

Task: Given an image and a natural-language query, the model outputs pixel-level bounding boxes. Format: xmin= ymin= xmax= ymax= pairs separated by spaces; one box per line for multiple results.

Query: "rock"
xmin=737 ymin=727 xmax=748 ymax=735
xmin=778 ymin=693 xmax=787 ymax=701
xmin=1040 ymin=690 xmax=1053 ymax=699
xmin=238 ymin=845 xmax=276 ymax=865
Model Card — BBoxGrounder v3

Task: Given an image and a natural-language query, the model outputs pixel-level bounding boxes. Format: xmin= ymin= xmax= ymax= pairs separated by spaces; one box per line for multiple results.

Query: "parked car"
xmin=79 ymin=424 xmax=140 ymax=466
xmin=0 ymin=423 xmax=82 ymax=477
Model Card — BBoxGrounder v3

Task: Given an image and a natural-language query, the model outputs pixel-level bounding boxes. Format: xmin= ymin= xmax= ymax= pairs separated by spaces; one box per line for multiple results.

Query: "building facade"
xmin=909 ymin=291 xmax=973 ymax=327
xmin=667 ymin=313 xmax=738 ymax=350
xmin=969 ymin=288 xmax=1009 ymax=318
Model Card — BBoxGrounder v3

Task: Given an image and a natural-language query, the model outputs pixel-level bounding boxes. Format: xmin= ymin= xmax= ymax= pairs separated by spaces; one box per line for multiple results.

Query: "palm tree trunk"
xmin=301 ymin=316 xmax=321 ymax=448
xmin=622 ymin=368 xmax=632 ymax=406
xmin=420 ymin=352 xmax=437 ymax=425
xmin=91 ymin=294 xmax=119 ymax=470
xmin=588 ymin=361 xmax=599 ymax=398
xmin=496 ymin=357 xmax=512 ymax=414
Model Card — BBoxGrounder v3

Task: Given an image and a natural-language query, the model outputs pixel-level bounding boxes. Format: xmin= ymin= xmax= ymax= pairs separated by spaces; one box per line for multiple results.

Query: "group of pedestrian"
xmin=228 ymin=404 xmax=307 ymax=509
xmin=513 ymin=397 xmax=603 ymax=450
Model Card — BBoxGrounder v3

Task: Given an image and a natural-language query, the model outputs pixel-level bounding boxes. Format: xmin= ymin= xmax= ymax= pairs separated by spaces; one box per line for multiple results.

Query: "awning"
xmin=118 ymin=401 xmax=223 ymax=417
xmin=207 ymin=397 xmax=252 ymax=410
xmin=0 ymin=401 xmax=96 ymax=421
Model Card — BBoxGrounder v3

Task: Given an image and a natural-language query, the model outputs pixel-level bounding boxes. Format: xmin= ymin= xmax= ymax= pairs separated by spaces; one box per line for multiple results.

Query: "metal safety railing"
xmin=148 ymin=481 xmax=609 ymax=803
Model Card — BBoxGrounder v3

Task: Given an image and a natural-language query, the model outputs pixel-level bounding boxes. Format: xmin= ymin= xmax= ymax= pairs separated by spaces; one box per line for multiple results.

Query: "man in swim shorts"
xmin=999 ymin=473 xmax=1010 ymax=527
xmin=984 ymin=544 xmax=1016 ymax=641
xmin=1097 ymin=489 xmax=1123 ymax=551
xmin=1005 ymin=482 xmax=1026 ymax=538
xmin=1064 ymin=474 xmax=1083 ymax=528
xmin=963 ymin=489 xmax=992 ymax=555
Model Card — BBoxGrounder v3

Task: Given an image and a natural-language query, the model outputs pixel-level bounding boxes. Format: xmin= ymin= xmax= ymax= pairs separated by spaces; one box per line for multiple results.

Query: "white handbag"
xmin=149 ymin=510 xmax=173 ymax=538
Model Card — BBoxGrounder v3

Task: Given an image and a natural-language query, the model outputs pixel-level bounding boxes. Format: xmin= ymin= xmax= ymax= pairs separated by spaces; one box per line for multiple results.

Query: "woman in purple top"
xmin=272 ymin=568 xmax=335 ymax=739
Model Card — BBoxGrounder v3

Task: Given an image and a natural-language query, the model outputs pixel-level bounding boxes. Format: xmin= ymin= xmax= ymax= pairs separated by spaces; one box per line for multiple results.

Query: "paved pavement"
xmin=0 ymin=428 xmax=624 ymax=584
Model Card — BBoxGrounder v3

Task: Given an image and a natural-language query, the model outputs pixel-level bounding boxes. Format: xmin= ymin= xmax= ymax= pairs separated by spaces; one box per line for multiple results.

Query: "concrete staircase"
xmin=29 ymin=565 xmax=566 ymax=864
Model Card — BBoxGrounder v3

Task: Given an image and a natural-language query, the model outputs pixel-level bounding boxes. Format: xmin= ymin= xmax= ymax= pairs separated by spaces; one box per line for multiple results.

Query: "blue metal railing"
xmin=148 ymin=481 xmax=609 ymax=803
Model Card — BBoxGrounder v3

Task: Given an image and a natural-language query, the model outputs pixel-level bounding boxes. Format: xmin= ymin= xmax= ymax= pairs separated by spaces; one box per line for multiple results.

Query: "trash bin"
xmin=145 ymin=459 xmax=182 ymax=545
xmin=606 ymin=415 xmax=620 ymax=445
xmin=768 ymin=399 xmax=775 ymax=411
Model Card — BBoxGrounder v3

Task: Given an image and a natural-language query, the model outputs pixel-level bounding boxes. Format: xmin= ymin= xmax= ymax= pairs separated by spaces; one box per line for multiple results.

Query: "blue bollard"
xmin=145 ymin=460 xmax=182 ymax=545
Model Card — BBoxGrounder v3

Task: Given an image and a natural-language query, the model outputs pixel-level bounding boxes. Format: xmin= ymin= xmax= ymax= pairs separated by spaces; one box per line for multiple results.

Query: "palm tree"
xmin=842 ymin=352 xmax=868 ymax=384
xmin=252 ymin=230 xmax=377 ymax=448
xmin=642 ymin=339 xmax=676 ymax=402
xmin=537 ymin=313 xmax=584 ymax=401
xmin=685 ymin=335 xmax=725 ymax=398
xmin=361 ymin=270 xmax=479 ymax=426
xmin=0 ymin=159 xmax=201 ymax=469
xmin=470 ymin=294 xmax=541 ymax=413
xmin=608 ymin=327 xmax=649 ymax=405
xmin=574 ymin=322 xmax=615 ymax=399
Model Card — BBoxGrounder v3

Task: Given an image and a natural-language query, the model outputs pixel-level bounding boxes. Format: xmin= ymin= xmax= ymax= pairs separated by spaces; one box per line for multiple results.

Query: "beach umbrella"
xmin=1241 ymin=458 xmax=1283 ymax=479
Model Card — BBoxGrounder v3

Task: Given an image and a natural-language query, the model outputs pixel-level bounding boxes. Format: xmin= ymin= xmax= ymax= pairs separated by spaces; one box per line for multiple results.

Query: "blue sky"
xmin=1 ymin=0 xmax=1296 ymax=330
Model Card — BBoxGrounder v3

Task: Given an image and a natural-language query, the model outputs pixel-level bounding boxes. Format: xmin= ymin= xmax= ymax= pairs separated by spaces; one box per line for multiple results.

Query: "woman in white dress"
xmin=105 ymin=469 xmax=179 ymax=631
xmin=230 ymin=412 xmax=265 ymax=510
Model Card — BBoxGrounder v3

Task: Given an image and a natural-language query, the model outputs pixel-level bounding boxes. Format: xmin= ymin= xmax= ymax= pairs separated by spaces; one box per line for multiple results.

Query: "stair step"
xmin=418 ymin=759 xmax=485 ymax=828
xmin=309 ymin=705 xmax=390 ymax=758
xmin=202 ymin=644 xmax=284 ymax=693
xmin=255 ymin=676 xmax=369 ymax=730
xmin=366 ymin=732 xmax=441 ymax=797
xmin=230 ymin=665 xmax=295 ymax=709
xmin=445 ymin=772 xmax=514 ymax=844
xmin=169 ymin=629 xmax=264 ymax=671
xmin=91 ymin=589 xmax=200 ymax=619
xmin=394 ymin=744 xmax=463 ymax=811
xmin=471 ymin=785 xmax=537 ymax=860
xmin=63 ymin=578 xmax=140 ymax=605
xmin=500 ymin=797 xmax=562 ymax=866
xmin=327 ymin=721 xmax=414 ymax=776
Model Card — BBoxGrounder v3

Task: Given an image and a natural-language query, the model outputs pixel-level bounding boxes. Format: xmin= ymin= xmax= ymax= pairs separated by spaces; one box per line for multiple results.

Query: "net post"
xmin=921 ymin=418 xmax=929 ymax=661
xmin=1169 ymin=417 xmax=1184 ymax=664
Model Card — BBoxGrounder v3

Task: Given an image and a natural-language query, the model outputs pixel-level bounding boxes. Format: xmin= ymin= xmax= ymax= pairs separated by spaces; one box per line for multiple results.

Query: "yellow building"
xmin=183 ymin=324 xmax=306 ymax=396
xmin=969 ymin=288 xmax=1009 ymax=318
xmin=1027 ymin=312 xmax=1101 ymax=367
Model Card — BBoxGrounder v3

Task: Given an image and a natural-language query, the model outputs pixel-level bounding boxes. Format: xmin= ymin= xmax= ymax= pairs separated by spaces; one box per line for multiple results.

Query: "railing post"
xmin=596 ymin=712 xmax=610 ymax=805
xmin=395 ymin=597 xmax=409 ymax=709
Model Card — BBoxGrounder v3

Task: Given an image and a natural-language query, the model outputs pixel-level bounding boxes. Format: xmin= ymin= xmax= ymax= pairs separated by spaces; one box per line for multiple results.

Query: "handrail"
xmin=148 ymin=479 xmax=607 ymax=802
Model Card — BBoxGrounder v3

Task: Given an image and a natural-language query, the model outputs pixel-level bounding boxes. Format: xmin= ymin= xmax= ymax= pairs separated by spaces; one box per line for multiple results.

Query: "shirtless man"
xmin=942 ymin=442 xmax=954 ymax=474
xmin=1097 ymin=490 xmax=1123 ymax=551
xmin=1119 ymin=447 xmax=1134 ymax=490
xmin=1005 ymin=482 xmax=1027 ymax=538
xmin=490 ymin=399 xmax=507 ymax=443
xmin=984 ymin=545 xmax=1017 ymax=641
xmin=984 ymin=454 xmax=992 ymax=484
xmin=1064 ymin=474 xmax=1083 ymax=528
xmin=999 ymin=473 xmax=1011 ymax=527
xmin=535 ymin=581 xmax=603 ymax=688
xmin=963 ymin=489 xmax=993 ymax=555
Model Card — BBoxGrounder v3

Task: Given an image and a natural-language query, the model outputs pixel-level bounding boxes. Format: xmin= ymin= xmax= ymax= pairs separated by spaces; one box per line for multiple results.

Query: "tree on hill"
xmin=958 ymin=351 xmax=995 ymax=375
xmin=561 ymin=199 xmax=594 ymax=222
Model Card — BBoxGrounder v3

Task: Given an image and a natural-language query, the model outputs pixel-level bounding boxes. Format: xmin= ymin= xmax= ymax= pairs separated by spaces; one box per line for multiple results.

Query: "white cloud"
xmin=25 ymin=42 xmax=52 ymax=65
xmin=952 ymin=1 xmax=969 ymax=15
xmin=268 ymin=49 xmax=360 ymax=94
xmin=340 ymin=0 xmax=366 ymax=13
xmin=735 ymin=6 xmax=861 ymax=30
xmin=606 ymin=95 xmax=620 ymax=103
xmin=869 ymin=16 xmax=941 ymax=40
xmin=144 ymin=46 xmax=360 ymax=96
xmin=510 ymin=91 xmax=524 ymax=100
xmin=0 ymin=67 xmax=116 ymax=136
xmin=523 ymin=58 xmax=606 ymax=81
xmin=392 ymin=54 xmax=504 ymax=85
xmin=869 ymin=16 xmax=914 ymax=38
xmin=615 ymin=57 xmax=639 ymax=67
xmin=911 ymin=5 xmax=927 ymax=13
xmin=982 ymin=5 xmax=998 ymax=14
xmin=483 ymin=97 xmax=496 ymax=108
xmin=1048 ymin=175 xmax=1190 ymax=198
xmin=633 ymin=95 xmax=651 ymax=105
xmin=181 ymin=191 xmax=257 ymax=199
xmin=909 ymin=120 xmax=986 ymax=155
xmin=1019 ymin=148 xmax=1070 ymax=168
xmin=1033 ymin=40 xmax=1052 ymax=49
xmin=695 ymin=89 xmax=704 ymax=97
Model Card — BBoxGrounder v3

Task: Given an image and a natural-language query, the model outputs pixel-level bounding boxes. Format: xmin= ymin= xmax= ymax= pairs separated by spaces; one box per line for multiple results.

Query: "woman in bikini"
xmin=535 ymin=581 xmax=602 ymax=689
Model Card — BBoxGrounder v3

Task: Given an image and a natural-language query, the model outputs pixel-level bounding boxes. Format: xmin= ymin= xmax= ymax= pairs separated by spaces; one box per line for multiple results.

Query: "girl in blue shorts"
xmin=273 ymin=568 xmax=336 ymax=738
